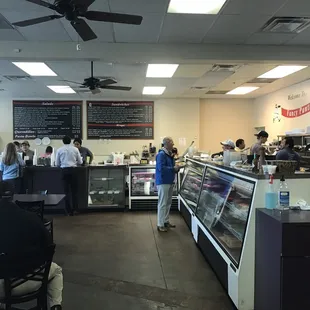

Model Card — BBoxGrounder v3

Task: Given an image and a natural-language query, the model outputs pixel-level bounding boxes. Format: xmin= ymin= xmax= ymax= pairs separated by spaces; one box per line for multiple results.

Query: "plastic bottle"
xmin=265 ymin=175 xmax=277 ymax=209
xmin=33 ymin=149 xmax=37 ymax=166
xmin=278 ymin=175 xmax=290 ymax=210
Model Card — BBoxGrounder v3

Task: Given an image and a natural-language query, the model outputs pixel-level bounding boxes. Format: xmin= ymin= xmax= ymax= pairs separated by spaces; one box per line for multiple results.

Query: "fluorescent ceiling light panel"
xmin=12 ymin=62 xmax=57 ymax=76
xmin=47 ymin=86 xmax=76 ymax=94
xmin=227 ymin=86 xmax=259 ymax=95
xmin=146 ymin=64 xmax=179 ymax=78
xmin=143 ymin=87 xmax=166 ymax=95
xmin=168 ymin=0 xmax=227 ymax=14
xmin=258 ymin=65 xmax=307 ymax=79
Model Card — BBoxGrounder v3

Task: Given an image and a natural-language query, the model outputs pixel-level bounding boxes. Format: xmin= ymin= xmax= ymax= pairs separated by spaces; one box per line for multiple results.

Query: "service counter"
xmin=178 ymin=158 xmax=310 ymax=310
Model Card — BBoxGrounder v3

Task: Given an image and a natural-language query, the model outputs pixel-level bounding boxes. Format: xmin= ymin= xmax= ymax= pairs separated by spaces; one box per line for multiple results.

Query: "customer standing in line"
xmin=0 ymin=142 xmax=25 ymax=193
xmin=56 ymin=136 xmax=83 ymax=216
xmin=73 ymin=138 xmax=94 ymax=165
xmin=156 ymin=137 xmax=180 ymax=232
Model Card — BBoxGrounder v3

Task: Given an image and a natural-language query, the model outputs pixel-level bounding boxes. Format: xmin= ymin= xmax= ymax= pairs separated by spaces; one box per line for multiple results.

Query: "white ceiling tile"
xmin=114 ymin=13 xmax=164 ymax=43
xmin=275 ymin=0 xmax=310 ymax=16
xmin=0 ymin=29 xmax=25 ymax=41
xmin=174 ymin=65 xmax=213 ymax=78
xmin=160 ymin=14 xmax=216 ymax=43
xmin=193 ymin=71 xmax=234 ymax=88
xmin=109 ymin=0 xmax=170 ymax=14
xmin=203 ymin=14 xmax=271 ymax=43
xmin=0 ymin=0 xmax=52 ymax=11
xmin=222 ymin=0 xmax=286 ymax=15
xmin=286 ymin=27 xmax=310 ymax=45
xmin=245 ymin=33 xmax=297 ymax=45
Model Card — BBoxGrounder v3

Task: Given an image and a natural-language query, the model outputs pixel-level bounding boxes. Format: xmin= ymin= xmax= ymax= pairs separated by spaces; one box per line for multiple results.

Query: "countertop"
xmin=257 ymin=208 xmax=310 ymax=224
xmin=189 ymin=158 xmax=310 ymax=180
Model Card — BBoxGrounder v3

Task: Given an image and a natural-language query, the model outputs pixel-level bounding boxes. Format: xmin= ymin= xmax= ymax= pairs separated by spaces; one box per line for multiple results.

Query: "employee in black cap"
xmin=250 ymin=131 xmax=269 ymax=155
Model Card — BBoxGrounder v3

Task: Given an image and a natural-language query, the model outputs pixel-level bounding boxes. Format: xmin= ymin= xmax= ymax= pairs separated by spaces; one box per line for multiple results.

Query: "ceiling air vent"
xmin=211 ymin=64 xmax=241 ymax=73
xmin=262 ymin=17 xmax=310 ymax=33
xmin=3 ymin=75 xmax=32 ymax=81
xmin=205 ymin=90 xmax=229 ymax=95
xmin=248 ymin=78 xmax=278 ymax=84
xmin=191 ymin=87 xmax=208 ymax=90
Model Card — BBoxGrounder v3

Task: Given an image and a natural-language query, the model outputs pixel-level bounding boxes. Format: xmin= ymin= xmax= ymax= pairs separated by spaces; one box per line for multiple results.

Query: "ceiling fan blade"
xmin=71 ymin=19 xmax=97 ymax=41
xmin=101 ymin=86 xmax=132 ymax=91
xmin=84 ymin=11 xmax=143 ymax=25
xmin=13 ymin=15 xmax=63 ymax=27
xmin=91 ymin=88 xmax=101 ymax=95
xmin=26 ymin=0 xmax=58 ymax=11
xmin=98 ymin=79 xmax=117 ymax=87
xmin=59 ymin=80 xmax=83 ymax=85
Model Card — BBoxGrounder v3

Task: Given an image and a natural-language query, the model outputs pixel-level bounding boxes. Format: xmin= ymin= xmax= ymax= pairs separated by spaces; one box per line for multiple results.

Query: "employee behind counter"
xmin=73 ymin=138 xmax=93 ymax=165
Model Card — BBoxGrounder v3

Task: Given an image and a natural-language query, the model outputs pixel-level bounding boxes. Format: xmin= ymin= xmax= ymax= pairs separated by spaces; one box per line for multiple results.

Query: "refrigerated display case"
xmin=196 ymin=167 xmax=255 ymax=266
xmin=179 ymin=158 xmax=310 ymax=310
xmin=129 ymin=165 xmax=179 ymax=210
xmin=88 ymin=166 xmax=126 ymax=209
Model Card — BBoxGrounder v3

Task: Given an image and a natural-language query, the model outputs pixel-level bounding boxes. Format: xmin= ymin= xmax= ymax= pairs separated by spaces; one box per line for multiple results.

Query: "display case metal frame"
xmin=129 ymin=165 xmax=179 ymax=210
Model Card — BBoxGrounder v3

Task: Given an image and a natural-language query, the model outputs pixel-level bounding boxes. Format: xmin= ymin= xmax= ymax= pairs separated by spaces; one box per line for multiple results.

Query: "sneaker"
xmin=51 ymin=305 xmax=62 ymax=310
xmin=157 ymin=226 xmax=168 ymax=232
xmin=165 ymin=222 xmax=176 ymax=228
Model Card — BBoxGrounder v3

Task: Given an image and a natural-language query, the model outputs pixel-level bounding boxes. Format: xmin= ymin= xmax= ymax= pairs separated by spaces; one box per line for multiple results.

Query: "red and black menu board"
xmin=13 ymin=100 xmax=82 ymax=140
xmin=87 ymin=101 xmax=154 ymax=139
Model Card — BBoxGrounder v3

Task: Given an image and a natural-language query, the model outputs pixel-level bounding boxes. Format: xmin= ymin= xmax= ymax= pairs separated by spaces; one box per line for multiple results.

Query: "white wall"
xmin=253 ymin=79 xmax=310 ymax=142
xmin=0 ymin=97 xmax=200 ymax=161
xmin=200 ymin=98 xmax=255 ymax=154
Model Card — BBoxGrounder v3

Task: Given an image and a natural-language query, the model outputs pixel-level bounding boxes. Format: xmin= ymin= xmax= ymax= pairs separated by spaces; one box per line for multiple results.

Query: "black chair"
xmin=0 ymin=244 xmax=55 ymax=310
xmin=15 ymin=201 xmax=54 ymax=242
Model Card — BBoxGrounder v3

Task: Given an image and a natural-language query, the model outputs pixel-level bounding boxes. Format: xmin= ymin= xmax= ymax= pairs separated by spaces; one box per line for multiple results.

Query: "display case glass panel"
xmin=88 ymin=167 xmax=125 ymax=207
xmin=179 ymin=165 xmax=205 ymax=211
xmin=196 ymin=167 xmax=255 ymax=265
xmin=131 ymin=167 xmax=178 ymax=197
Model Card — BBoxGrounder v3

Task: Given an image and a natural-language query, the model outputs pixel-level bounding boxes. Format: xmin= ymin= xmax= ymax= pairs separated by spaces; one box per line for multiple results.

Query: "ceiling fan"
xmin=61 ymin=61 xmax=132 ymax=94
xmin=12 ymin=0 xmax=143 ymax=41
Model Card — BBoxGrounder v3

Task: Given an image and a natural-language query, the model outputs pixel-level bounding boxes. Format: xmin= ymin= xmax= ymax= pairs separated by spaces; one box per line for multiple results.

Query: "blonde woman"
xmin=0 ymin=142 xmax=25 ymax=193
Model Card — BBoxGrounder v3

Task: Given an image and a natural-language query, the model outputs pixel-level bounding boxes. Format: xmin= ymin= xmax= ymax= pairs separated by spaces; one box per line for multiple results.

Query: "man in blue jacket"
xmin=156 ymin=137 xmax=180 ymax=232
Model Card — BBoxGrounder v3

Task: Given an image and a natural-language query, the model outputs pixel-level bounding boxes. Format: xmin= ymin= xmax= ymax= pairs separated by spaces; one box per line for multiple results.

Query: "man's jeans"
xmin=157 ymin=184 xmax=174 ymax=227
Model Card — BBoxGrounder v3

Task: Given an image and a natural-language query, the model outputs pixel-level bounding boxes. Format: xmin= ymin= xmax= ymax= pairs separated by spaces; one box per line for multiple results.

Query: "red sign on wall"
xmin=282 ymin=103 xmax=310 ymax=118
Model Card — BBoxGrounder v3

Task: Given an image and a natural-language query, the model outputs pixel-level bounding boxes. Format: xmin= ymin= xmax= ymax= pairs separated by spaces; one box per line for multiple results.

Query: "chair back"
xmin=0 ymin=244 xmax=55 ymax=305
xmin=15 ymin=200 xmax=45 ymax=220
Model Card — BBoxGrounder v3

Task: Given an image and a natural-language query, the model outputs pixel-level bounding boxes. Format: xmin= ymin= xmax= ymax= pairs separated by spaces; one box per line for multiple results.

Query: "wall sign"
xmin=13 ymin=100 xmax=82 ymax=139
xmin=87 ymin=101 xmax=154 ymax=140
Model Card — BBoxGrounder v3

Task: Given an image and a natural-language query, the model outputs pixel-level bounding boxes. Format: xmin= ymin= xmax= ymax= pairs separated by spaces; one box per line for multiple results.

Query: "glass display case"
xmin=196 ymin=167 xmax=255 ymax=266
xmin=88 ymin=166 xmax=126 ymax=209
xmin=179 ymin=160 xmax=206 ymax=212
xmin=129 ymin=166 xmax=179 ymax=210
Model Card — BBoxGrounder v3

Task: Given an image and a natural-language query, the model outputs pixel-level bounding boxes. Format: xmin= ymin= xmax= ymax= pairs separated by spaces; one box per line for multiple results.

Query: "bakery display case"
xmin=88 ymin=166 xmax=126 ymax=209
xmin=196 ymin=167 xmax=255 ymax=266
xmin=129 ymin=165 xmax=179 ymax=210
xmin=179 ymin=158 xmax=310 ymax=310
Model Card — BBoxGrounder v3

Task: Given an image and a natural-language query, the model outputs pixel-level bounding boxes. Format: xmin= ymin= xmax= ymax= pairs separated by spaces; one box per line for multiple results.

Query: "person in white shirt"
xmin=56 ymin=136 xmax=83 ymax=216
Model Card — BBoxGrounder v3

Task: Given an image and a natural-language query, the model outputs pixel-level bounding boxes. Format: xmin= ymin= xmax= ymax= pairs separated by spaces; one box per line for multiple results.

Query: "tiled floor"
xmin=53 ymin=212 xmax=233 ymax=310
